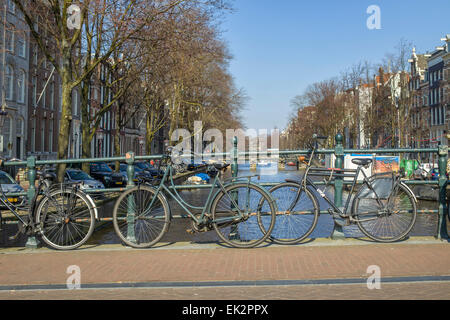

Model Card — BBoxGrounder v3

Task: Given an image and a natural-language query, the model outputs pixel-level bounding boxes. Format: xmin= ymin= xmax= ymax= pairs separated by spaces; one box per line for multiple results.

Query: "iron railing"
xmin=1 ymin=133 xmax=448 ymax=248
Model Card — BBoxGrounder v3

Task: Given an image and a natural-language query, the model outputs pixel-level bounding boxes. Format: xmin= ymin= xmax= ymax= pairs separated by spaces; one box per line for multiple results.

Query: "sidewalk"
xmin=0 ymin=238 xmax=449 ymax=290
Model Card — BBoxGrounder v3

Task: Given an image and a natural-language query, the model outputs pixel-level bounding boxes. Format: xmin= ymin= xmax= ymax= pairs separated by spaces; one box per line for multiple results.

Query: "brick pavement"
xmin=2 ymin=282 xmax=450 ymax=300
xmin=0 ymin=240 xmax=449 ymax=288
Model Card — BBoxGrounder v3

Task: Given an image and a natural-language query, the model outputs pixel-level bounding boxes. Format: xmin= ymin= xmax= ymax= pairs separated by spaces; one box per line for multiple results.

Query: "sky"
xmin=221 ymin=0 xmax=450 ymax=131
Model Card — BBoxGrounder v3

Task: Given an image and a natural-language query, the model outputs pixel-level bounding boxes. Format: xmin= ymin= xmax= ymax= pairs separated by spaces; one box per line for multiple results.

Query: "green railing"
xmin=1 ymin=133 xmax=448 ymax=248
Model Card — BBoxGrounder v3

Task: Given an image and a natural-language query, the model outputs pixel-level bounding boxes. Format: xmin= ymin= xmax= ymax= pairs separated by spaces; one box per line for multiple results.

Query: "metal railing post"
xmin=25 ymin=156 xmax=39 ymax=248
xmin=231 ymin=136 xmax=238 ymax=178
xmin=331 ymin=133 xmax=345 ymax=239
xmin=230 ymin=136 xmax=239 ymax=240
xmin=125 ymin=151 xmax=136 ymax=243
xmin=437 ymin=144 xmax=448 ymax=240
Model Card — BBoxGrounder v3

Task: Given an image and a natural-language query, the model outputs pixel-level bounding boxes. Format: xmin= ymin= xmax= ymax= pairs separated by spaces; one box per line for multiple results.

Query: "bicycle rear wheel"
xmin=353 ymin=181 xmax=417 ymax=242
xmin=210 ymin=183 xmax=276 ymax=248
xmin=266 ymin=182 xmax=319 ymax=244
xmin=113 ymin=185 xmax=170 ymax=248
xmin=36 ymin=187 xmax=95 ymax=250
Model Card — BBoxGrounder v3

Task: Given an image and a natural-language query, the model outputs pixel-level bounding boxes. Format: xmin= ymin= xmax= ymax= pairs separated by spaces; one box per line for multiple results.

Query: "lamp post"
xmin=138 ymin=136 xmax=144 ymax=155
xmin=0 ymin=105 xmax=8 ymax=154
xmin=97 ymin=128 xmax=104 ymax=157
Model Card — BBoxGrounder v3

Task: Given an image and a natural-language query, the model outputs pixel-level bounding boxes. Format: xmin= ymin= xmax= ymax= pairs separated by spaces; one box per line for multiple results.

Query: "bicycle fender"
xmin=85 ymin=193 xmax=99 ymax=220
xmin=400 ymin=182 xmax=418 ymax=203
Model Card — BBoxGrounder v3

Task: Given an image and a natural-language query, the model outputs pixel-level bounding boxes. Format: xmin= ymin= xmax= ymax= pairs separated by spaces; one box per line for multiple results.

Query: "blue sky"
xmin=221 ymin=0 xmax=450 ymax=131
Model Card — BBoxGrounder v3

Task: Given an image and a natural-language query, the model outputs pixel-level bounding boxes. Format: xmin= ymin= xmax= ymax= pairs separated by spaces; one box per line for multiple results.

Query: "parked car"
xmin=116 ymin=163 xmax=153 ymax=183
xmin=135 ymin=161 xmax=164 ymax=177
xmin=65 ymin=169 xmax=105 ymax=190
xmin=0 ymin=170 xmax=26 ymax=208
xmin=90 ymin=162 xmax=125 ymax=187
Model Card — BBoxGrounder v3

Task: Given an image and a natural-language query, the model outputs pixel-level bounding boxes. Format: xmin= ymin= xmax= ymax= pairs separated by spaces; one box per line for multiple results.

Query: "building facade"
xmin=0 ymin=0 xmax=29 ymax=159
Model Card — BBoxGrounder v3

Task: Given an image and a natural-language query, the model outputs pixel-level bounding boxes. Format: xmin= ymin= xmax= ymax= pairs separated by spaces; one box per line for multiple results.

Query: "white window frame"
xmin=17 ymin=70 xmax=25 ymax=103
xmin=5 ymin=65 xmax=13 ymax=100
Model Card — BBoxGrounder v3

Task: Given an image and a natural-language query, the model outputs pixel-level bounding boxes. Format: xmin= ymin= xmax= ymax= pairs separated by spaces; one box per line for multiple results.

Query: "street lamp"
xmin=138 ymin=136 xmax=145 ymax=155
xmin=0 ymin=105 xmax=8 ymax=128
xmin=97 ymin=128 xmax=104 ymax=157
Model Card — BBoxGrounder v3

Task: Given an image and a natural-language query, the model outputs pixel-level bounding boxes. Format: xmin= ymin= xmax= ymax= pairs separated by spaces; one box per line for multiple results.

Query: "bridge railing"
xmin=1 ymin=133 xmax=448 ymax=248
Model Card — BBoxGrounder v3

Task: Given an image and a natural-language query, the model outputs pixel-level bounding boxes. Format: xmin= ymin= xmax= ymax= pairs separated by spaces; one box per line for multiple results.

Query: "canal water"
xmin=0 ymin=165 xmax=445 ymax=248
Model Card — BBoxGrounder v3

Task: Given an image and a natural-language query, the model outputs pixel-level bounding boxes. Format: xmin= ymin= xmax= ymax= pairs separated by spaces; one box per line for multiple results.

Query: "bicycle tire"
xmin=113 ymin=185 xmax=170 ymax=248
xmin=36 ymin=187 xmax=95 ymax=250
xmin=353 ymin=180 xmax=417 ymax=242
xmin=265 ymin=182 xmax=319 ymax=244
xmin=210 ymin=182 xmax=276 ymax=248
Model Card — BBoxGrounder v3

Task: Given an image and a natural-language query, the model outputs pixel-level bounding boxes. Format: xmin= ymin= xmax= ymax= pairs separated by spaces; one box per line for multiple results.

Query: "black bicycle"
xmin=0 ymin=161 xmax=96 ymax=250
xmin=265 ymin=134 xmax=417 ymax=244
xmin=112 ymin=147 xmax=277 ymax=249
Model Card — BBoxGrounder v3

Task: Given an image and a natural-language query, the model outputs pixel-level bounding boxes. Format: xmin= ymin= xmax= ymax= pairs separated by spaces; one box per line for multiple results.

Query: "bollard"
xmin=437 ymin=144 xmax=448 ymax=240
xmin=125 ymin=151 xmax=136 ymax=243
xmin=331 ymin=133 xmax=345 ymax=239
xmin=25 ymin=156 xmax=39 ymax=248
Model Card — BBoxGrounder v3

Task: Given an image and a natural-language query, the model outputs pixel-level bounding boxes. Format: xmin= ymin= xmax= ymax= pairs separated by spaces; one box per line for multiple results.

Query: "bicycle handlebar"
xmin=312 ymin=134 xmax=328 ymax=140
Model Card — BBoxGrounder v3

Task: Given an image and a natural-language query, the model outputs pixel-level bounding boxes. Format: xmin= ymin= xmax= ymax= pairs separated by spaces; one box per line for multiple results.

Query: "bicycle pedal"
xmin=185 ymin=228 xmax=196 ymax=235
xmin=8 ymin=232 xmax=20 ymax=241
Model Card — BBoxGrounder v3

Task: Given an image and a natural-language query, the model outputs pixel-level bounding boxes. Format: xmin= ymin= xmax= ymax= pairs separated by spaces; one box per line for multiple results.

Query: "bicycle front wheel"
xmin=210 ymin=183 xmax=276 ymax=248
xmin=36 ymin=187 xmax=95 ymax=250
xmin=353 ymin=181 xmax=417 ymax=242
xmin=113 ymin=185 xmax=170 ymax=248
xmin=266 ymin=182 xmax=319 ymax=244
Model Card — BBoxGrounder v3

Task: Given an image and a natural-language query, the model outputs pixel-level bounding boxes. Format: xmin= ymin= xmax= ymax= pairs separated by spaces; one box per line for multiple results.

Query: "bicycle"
xmin=112 ymin=147 xmax=277 ymax=248
xmin=0 ymin=160 xmax=96 ymax=250
xmin=265 ymin=134 xmax=417 ymax=244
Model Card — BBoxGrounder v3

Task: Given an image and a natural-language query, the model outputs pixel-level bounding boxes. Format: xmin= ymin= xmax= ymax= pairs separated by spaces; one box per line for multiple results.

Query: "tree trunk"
xmin=56 ymin=57 xmax=73 ymax=182
xmin=81 ymin=79 xmax=91 ymax=173
xmin=113 ymin=106 xmax=121 ymax=172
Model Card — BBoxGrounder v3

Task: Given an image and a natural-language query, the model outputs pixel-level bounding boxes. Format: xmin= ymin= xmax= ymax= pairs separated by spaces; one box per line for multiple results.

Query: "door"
xmin=16 ymin=137 xmax=21 ymax=159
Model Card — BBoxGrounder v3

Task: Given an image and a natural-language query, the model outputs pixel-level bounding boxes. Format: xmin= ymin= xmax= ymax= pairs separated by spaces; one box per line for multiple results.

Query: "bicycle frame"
xmin=143 ymin=161 xmax=248 ymax=225
xmin=290 ymin=154 xmax=404 ymax=221
xmin=0 ymin=178 xmax=44 ymax=228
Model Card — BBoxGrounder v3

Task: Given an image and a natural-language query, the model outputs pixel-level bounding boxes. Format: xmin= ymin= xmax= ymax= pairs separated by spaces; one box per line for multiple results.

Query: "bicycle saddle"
xmin=351 ymin=158 xmax=372 ymax=166
xmin=36 ymin=170 xmax=56 ymax=180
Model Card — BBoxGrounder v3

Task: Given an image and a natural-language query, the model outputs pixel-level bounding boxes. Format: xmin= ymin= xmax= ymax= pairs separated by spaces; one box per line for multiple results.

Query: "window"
xmin=49 ymin=82 xmax=54 ymax=110
xmin=59 ymin=84 xmax=62 ymax=112
xmin=16 ymin=118 xmax=23 ymax=136
xmin=32 ymin=76 xmax=37 ymax=106
xmin=7 ymin=0 xmax=15 ymax=13
xmin=17 ymin=70 xmax=25 ymax=103
xmin=41 ymin=120 xmax=45 ymax=152
xmin=49 ymin=120 xmax=53 ymax=153
xmin=73 ymin=90 xmax=78 ymax=115
xmin=17 ymin=33 xmax=25 ymax=58
xmin=5 ymin=26 xmax=14 ymax=52
xmin=41 ymin=81 xmax=46 ymax=108
xmin=5 ymin=65 xmax=13 ymax=100
xmin=33 ymin=45 xmax=38 ymax=65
